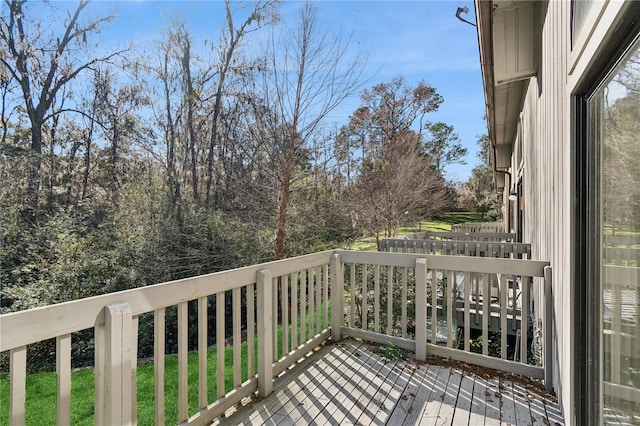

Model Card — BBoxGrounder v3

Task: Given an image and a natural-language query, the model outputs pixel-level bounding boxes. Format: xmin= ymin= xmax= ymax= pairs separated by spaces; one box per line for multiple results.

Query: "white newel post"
xmin=415 ymin=258 xmax=428 ymax=361
xmin=544 ymin=266 xmax=553 ymax=392
xmin=257 ymin=270 xmax=274 ymax=397
xmin=103 ymin=303 xmax=133 ymax=425
xmin=331 ymin=253 xmax=344 ymax=341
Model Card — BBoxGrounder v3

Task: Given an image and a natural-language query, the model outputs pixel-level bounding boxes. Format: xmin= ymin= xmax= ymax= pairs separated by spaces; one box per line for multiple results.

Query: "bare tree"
xmin=204 ymin=0 xmax=279 ymax=211
xmin=349 ymin=131 xmax=448 ymax=248
xmin=1 ymin=0 xmax=123 ymax=219
xmin=256 ymin=1 xmax=367 ymax=259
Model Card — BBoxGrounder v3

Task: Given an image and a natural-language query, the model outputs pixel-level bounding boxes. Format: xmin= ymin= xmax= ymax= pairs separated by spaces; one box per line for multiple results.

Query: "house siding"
xmin=504 ymin=1 xmax=637 ymax=424
xmin=513 ymin=0 xmax=572 ymax=419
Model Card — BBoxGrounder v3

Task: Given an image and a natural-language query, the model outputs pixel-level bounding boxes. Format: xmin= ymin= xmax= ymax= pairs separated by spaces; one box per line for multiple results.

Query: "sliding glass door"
xmin=586 ymin=35 xmax=640 ymax=424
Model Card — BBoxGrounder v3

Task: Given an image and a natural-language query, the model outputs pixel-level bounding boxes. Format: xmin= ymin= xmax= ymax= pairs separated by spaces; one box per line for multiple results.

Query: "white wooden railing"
xmin=451 ymin=221 xmax=505 ymax=233
xmin=331 ymin=251 xmax=552 ymax=386
xmin=1 ymin=250 xmax=554 ymax=425
xmin=393 ymin=231 xmax=517 ymax=242
xmin=380 ymin=239 xmax=531 ymax=259
xmin=603 ymin=265 xmax=640 ymax=405
xmin=0 ymin=250 xmax=334 ymax=426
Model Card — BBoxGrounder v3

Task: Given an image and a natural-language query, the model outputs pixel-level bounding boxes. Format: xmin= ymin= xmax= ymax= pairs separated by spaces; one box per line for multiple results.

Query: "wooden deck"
xmin=217 ymin=340 xmax=564 ymax=426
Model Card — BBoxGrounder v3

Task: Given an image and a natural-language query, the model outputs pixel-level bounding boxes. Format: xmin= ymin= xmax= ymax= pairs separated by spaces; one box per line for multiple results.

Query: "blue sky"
xmin=14 ymin=0 xmax=486 ymax=182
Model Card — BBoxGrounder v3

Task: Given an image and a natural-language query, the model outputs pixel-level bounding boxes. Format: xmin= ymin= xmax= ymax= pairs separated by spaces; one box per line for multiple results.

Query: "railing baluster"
xmin=216 ymin=293 xmax=225 ymax=398
xmin=483 ymin=273 xmax=490 ymax=355
xmin=500 ymin=274 xmax=508 ymax=360
xmin=362 ymin=264 xmax=368 ymax=330
xmin=104 ymin=303 xmax=133 ymax=426
xmin=178 ymin=301 xmax=188 ymax=422
xmin=233 ymin=288 xmax=241 ymax=387
xmin=273 ymin=276 xmax=278 ymax=361
xmin=56 ymin=334 xmax=71 ymax=426
xmin=475 ymin=271 xmax=481 ymax=326
xmin=131 ymin=315 xmax=139 ymax=424
xmin=291 ymin=272 xmax=298 ymax=349
xmin=316 ymin=266 xmax=322 ymax=333
xmin=94 ymin=323 xmax=105 ymax=425
xmin=10 ymin=346 xmax=26 ymax=425
xmin=309 ymin=267 xmax=315 ymax=337
xmin=300 ymin=269 xmax=307 ymax=343
xmin=544 ymin=266 xmax=553 ymax=391
xmin=521 ymin=276 xmax=530 ymax=364
xmin=431 ymin=269 xmax=437 ymax=344
xmin=350 ymin=264 xmax=356 ymax=327
xmin=511 ymin=278 xmax=518 ymax=331
xmin=447 ymin=270 xmax=454 ymax=348
xmin=154 ymin=308 xmax=165 ymax=425
xmin=464 ymin=273 xmax=471 ymax=352
xmin=415 ymin=258 xmax=428 ymax=361
xmin=282 ymin=274 xmax=289 ymax=354
xmin=611 ymin=281 xmax=622 ymax=384
xmin=247 ymin=283 xmax=255 ymax=378
xmin=387 ymin=265 xmax=393 ymax=335
xmin=198 ymin=297 xmax=208 ymax=410
xmin=257 ymin=270 xmax=273 ymax=397
xmin=374 ymin=264 xmax=380 ymax=333
xmin=401 ymin=267 xmax=408 ymax=338
xmin=324 ymin=264 xmax=329 ymax=329
xmin=331 ymin=254 xmax=344 ymax=341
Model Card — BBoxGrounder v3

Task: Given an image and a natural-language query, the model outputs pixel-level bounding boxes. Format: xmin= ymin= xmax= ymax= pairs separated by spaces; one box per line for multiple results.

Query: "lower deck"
xmin=218 ymin=339 xmax=564 ymax=425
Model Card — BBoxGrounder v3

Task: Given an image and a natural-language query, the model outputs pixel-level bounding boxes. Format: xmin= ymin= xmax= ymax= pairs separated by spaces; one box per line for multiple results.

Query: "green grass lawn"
xmin=346 ymin=212 xmax=486 ymax=251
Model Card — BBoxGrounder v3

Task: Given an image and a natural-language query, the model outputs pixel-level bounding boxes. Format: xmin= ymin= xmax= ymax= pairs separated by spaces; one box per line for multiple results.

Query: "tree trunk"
xmin=24 ymin=121 xmax=43 ymax=221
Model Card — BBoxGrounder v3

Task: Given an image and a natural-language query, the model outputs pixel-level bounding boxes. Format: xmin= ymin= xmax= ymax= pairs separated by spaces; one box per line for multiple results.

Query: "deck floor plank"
xmin=498 ymin=377 xmax=518 ymax=425
xmin=468 ymin=375 xmax=488 ymax=425
xmin=359 ymin=358 xmax=413 ymax=425
xmin=435 ymin=367 xmax=464 ymax=424
xmin=483 ymin=376 xmax=502 ymax=426
xmin=213 ymin=339 xmax=563 ymax=426
xmin=512 ymin=380 xmax=533 ymax=426
xmin=451 ymin=372 xmax=474 ymax=425
xmin=338 ymin=354 xmax=396 ymax=424
xmin=386 ymin=363 xmax=430 ymax=425
xmin=419 ymin=364 xmax=451 ymax=424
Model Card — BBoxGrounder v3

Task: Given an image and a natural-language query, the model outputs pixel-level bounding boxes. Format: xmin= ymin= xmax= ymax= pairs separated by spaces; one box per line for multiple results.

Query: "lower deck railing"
xmin=1 ymin=250 xmax=553 ymax=425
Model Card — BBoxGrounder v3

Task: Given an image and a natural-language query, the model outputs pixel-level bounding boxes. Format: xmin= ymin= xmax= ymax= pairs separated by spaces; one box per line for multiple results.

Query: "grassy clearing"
xmin=345 ymin=212 xmax=485 ymax=252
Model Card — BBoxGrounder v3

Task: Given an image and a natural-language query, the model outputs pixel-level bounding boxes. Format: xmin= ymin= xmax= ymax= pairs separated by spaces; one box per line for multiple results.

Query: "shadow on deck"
xmin=217 ymin=339 xmax=564 ymax=426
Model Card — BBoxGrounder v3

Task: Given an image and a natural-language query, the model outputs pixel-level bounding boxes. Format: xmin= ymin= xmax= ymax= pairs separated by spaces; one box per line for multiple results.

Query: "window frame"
xmin=574 ymin=12 xmax=640 ymax=423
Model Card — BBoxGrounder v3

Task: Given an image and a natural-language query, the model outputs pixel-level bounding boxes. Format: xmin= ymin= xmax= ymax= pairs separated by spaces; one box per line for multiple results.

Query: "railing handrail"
xmin=0 ymin=250 xmax=334 ymax=352
xmin=336 ymin=250 xmax=547 ymax=276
